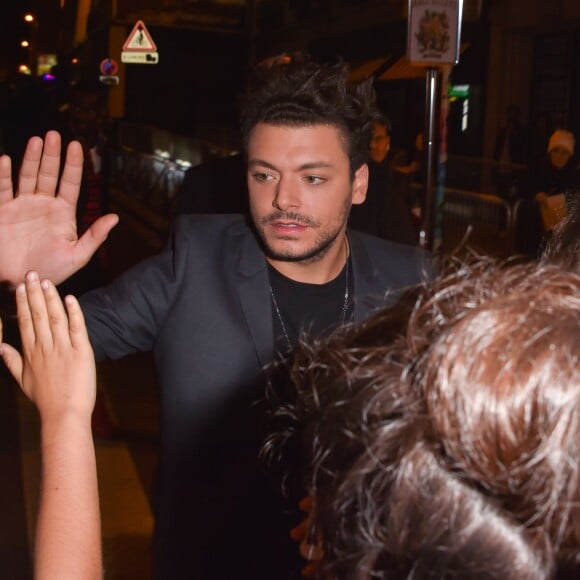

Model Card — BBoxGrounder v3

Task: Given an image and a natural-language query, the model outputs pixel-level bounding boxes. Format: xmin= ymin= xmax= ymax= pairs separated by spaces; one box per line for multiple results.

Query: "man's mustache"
xmin=261 ymin=211 xmax=319 ymax=227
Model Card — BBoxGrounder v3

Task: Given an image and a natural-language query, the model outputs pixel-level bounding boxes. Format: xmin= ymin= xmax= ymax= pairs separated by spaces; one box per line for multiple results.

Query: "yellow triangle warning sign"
xmin=123 ymin=20 xmax=157 ymax=52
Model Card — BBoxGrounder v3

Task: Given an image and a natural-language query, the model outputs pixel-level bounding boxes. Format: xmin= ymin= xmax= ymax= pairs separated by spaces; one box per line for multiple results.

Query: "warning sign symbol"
xmin=123 ymin=20 xmax=157 ymax=52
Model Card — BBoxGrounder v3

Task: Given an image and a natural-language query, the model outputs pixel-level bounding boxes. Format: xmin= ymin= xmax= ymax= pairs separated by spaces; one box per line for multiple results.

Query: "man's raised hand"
xmin=0 ymin=131 xmax=119 ymax=287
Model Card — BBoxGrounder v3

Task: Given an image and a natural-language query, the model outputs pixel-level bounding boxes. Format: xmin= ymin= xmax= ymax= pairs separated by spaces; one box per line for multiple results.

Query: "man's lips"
xmin=269 ymin=221 xmax=308 ymax=233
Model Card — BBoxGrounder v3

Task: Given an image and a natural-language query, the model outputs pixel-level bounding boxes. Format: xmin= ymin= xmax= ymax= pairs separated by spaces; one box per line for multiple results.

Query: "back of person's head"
xmin=269 ymin=259 xmax=580 ymax=579
xmin=239 ymin=53 xmax=380 ymax=176
xmin=542 ymin=193 xmax=580 ymax=274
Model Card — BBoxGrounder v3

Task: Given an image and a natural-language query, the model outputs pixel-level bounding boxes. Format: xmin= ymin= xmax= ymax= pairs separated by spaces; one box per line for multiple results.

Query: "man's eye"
xmin=252 ymin=172 xmax=274 ymax=182
xmin=304 ymin=176 xmax=326 ymax=185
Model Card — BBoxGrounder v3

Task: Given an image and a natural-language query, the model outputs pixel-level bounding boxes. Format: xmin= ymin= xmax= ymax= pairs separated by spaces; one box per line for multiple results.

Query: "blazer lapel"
xmin=235 ymin=226 xmax=274 ymax=369
xmin=349 ymin=231 xmax=387 ymax=322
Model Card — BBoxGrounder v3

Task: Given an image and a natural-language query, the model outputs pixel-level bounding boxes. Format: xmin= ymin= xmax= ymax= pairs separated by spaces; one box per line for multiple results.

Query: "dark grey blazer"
xmin=80 ymin=214 xmax=431 ymax=579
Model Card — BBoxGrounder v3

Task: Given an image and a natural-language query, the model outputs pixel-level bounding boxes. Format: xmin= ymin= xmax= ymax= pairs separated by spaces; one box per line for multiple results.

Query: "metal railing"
xmin=110 ymin=145 xmax=189 ymax=215
xmin=440 ymin=188 xmax=515 ymax=258
xmin=446 ymin=155 xmax=529 ymax=200
xmin=108 ymin=122 xmax=239 ymax=238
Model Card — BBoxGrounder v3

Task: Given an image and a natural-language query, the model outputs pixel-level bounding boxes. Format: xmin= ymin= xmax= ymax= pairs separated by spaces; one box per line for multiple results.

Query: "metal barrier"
xmin=111 ymin=145 xmax=188 ymax=214
xmin=109 ymin=122 xmax=239 ymax=217
xmin=446 ymin=155 xmax=529 ymax=200
xmin=440 ymin=189 xmax=515 ymax=258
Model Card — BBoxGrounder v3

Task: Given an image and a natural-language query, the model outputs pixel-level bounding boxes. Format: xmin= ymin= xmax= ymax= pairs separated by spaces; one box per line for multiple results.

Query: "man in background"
xmin=349 ymin=114 xmax=418 ymax=245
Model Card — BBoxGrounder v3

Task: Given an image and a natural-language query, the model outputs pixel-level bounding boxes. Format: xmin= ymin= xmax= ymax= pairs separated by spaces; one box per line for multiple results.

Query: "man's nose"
xmin=273 ymin=177 xmax=300 ymax=210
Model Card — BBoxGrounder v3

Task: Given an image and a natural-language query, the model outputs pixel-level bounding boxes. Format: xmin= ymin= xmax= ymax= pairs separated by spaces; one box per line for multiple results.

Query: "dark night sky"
xmin=0 ymin=0 xmax=60 ymax=78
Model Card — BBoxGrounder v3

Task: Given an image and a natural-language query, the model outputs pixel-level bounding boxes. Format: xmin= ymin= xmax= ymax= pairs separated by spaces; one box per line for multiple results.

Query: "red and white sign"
xmin=122 ymin=20 xmax=159 ymax=64
xmin=123 ymin=20 xmax=157 ymax=52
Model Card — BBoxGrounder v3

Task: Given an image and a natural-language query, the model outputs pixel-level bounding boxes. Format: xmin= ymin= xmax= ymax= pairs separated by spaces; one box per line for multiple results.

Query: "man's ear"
xmin=352 ymin=163 xmax=368 ymax=206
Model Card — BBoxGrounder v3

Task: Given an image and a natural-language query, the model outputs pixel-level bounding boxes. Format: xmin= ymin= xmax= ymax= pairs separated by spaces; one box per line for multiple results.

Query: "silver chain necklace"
xmin=268 ymin=242 xmax=350 ymax=350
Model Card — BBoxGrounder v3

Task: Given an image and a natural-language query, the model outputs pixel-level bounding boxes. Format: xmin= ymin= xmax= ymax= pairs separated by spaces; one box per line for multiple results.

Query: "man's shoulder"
xmin=350 ymin=229 xmax=434 ymax=282
xmin=351 ymin=229 xmax=422 ymax=256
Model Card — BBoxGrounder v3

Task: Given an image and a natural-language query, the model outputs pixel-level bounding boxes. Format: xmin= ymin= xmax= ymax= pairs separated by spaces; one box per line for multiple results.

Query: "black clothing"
xmin=171 ymin=152 xmax=248 ymax=216
xmin=527 ymin=156 xmax=580 ymax=199
xmin=79 ymin=215 xmax=431 ymax=579
xmin=349 ymin=160 xmax=418 ymax=245
xmin=268 ymin=257 xmax=353 ymax=350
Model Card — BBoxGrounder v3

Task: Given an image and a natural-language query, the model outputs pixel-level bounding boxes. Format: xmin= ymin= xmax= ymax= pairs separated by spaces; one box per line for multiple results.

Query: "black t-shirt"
xmin=264 ymin=257 xmax=355 ymax=567
xmin=267 ymin=257 xmax=354 ymax=353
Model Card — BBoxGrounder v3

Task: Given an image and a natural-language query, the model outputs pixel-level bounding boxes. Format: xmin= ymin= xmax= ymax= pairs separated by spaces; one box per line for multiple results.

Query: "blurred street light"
xmin=22 ymin=12 xmax=38 ymax=75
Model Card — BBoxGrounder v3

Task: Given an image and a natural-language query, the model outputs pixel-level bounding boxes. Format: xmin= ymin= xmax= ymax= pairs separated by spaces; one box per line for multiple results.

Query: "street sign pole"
xmin=407 ymin=0 xmax=464 ymax=252
xmin=420 ymin=66 xmax=440 ymax=250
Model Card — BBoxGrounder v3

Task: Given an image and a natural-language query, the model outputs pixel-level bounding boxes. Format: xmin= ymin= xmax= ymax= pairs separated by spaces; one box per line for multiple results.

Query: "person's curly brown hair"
xmin=542 ymin=192 xmax=580 ymax=274
xmin=266 ymin=258 xmax=580 ymax=579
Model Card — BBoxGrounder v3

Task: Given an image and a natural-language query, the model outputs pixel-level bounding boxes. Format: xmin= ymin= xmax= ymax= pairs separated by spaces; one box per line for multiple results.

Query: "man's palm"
xmin=0 ymin=131 xmax=118 ymax=286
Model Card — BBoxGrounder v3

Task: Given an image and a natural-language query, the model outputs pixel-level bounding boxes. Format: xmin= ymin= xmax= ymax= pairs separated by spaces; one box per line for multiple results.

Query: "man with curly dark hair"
xmin=0 ymin=54 xmax=430 ymax=578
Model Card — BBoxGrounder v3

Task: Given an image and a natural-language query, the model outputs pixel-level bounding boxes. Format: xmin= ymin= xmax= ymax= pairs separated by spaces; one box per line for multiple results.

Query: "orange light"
xmin=18 ymin=64 xmax=31 ymax=74
xmin=21 ymin=40 xmax=30 ymax=47
xmin=72 ymin=58 xmax=79 ymax=64
xmin=24 ymin=14 xmax=34 ymax=22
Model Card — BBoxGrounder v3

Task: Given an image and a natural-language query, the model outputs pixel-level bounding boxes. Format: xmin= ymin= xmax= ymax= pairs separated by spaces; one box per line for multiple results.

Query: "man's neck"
xmin=267 ymin=234 xmax=350 ymax=284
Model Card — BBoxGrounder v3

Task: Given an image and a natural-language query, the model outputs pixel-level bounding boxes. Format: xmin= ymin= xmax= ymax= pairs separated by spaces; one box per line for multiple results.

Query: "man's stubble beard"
xmin=252 ymin=199 xmax=352 ymax=265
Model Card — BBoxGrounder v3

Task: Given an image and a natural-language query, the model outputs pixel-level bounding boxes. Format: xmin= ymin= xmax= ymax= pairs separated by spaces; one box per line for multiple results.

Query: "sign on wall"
xmin=407 ymin=0 xmax=463 ymax=66
xmin=121 ymin=20 xmax=159 ymax=64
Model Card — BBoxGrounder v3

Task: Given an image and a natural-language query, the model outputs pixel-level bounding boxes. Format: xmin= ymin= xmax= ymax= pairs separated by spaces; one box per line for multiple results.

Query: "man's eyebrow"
xmin=247 ymin=158 xmax=277 ymax=170
xmin=247 ymin=159 xmax=334 ymax=171
xmin=298 ymin=162 xmax=334 ymax=171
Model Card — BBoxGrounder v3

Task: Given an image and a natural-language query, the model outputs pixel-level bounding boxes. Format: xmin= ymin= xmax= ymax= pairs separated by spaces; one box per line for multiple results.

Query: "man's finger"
xmin=35 ymin=131 xmax=62 ymax=197
xmin=0 ymin=155 xmax=14 ymax=205
xmin=16 ymin=136 xmax=44 ymax=196
xmin=57 ymin=140 xmax=83 ymax=205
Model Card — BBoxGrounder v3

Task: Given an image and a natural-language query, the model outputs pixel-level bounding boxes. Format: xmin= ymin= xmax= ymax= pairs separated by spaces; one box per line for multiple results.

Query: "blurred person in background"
xmin=170 ymin=151 xmax=248 ymax=216
xmin=58 ymin=78 xmax=112 ymax=295
xmin=349 ymin=115 xmax=418 ymax=245
xmin=57 ymin=79 xmax=118 ymax=440
xmin=517 ymin=129 xmax=580 ymax=257
xmin=531 ymin=129 xmax=579 ymax=209
xmin=493 ymin=104 xmax=528 ymax=199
